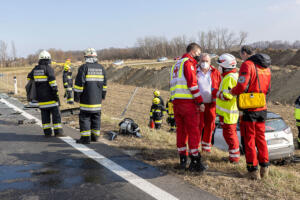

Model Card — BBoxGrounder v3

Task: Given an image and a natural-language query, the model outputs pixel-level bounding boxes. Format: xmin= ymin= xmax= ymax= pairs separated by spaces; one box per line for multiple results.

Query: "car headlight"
xmin=283 ymin=127 xmax=292 ymax=134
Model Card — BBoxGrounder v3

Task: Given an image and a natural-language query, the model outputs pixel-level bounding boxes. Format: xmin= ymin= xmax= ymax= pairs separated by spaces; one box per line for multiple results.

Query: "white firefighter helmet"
xmin=39 ymin=50 xmax=51 ymax=60
xmin=84 ymin=48 xmax=97 ymax=57
xmin=217 ymin=53 xmax=237 ymax=69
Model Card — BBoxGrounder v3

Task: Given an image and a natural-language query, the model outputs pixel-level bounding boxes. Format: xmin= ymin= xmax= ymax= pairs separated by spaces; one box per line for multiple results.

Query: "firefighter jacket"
xmin=74 ymin=62 xmax=107 ymax=112
xmin=166 ymin=100 xmax=174 ymax=115
xmin=216 ymin=69 xmax=239 ymax=124
xmin=63 ymin=67 xmax=73 ymax=89
xmin=170 ymin=53 xmax=203 ymax=104
xmin=231 ymin=54 xmax=271 ymax=112
xmin=295 ymin=96 xmax=300 ymax=125
xmin=27 ymin=60 xmax=59 ymax=108
xmin=150 ymin=104 xmax=166 ymax=119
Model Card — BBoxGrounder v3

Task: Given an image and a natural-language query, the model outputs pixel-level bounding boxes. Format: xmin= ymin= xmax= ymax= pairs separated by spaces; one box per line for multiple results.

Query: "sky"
xmin=0 ymin=0 xmax=299 ymax=57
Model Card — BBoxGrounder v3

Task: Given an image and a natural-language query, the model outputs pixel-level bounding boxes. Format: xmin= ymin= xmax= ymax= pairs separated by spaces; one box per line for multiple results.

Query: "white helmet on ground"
xmin=217 ymin=53 xmax=237 ymax=69
xmin=84 ymin=48 xmax=97 ymax=57
xmin=39 ymin=50 xmax=51 ymax=60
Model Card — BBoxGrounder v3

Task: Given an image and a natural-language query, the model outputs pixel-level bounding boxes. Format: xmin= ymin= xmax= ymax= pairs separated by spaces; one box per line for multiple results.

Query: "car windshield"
xmin=265 ymin=118 xmax=288 ymax=132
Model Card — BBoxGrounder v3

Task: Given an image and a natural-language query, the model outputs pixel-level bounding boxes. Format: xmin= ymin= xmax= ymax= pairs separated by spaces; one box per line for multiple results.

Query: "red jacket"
xmin=174 ymin=53 xmax=203 ymax=104
xmin=231 ymin=60 xmax=271 ymax=111
xmin=210 ymin=65 xmax=222 ymax=91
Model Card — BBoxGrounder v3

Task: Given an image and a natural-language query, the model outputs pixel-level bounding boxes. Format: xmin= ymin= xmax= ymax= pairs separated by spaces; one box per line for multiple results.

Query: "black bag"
xmin=119 ymin=118 xmax=141 ymax=137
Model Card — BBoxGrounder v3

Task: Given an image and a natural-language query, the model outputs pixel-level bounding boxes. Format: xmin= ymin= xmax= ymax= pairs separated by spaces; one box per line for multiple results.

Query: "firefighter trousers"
xmin=243 ymin=121 xmax=269 ymax=171
xmin=65 ymin=88 xmax=74 ymax=104
xmin=41 ymin=106 xmax=63 ymax=136
xmin=79 ymin=111 xmax=101 ymax=137
xmin=219 ymin=116 xmax=240 ymax=162
xmin=169 ymin=114 xmax=176 ymax=130
xmin=153 ymin=116 xmax=162 ymax=129
xmin=173 ymin=101 xmax=201 ymax=156
xmin=199 ymin=103 xmax=216 ymax=152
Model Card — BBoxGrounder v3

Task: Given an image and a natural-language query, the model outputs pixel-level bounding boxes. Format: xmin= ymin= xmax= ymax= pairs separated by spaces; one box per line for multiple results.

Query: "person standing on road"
xmin=295 ymin=95 xmax=300 ymax=148
xmin=215 ymin=53 xmax=240 ymax=164
xmin=170 ymin=42 xmax=207 ymax=172
xmin=27 ymin=50 xmax=64 ymax=137
xmin=231 ymin=45 xmax=272 ymax=179
xmin=63 ymin=59 xmax=74 ymax=104
xmin=74 ymin=48 xmax=107 ymax=144
xmin=196 ymin=53 xmax=221 ymax=153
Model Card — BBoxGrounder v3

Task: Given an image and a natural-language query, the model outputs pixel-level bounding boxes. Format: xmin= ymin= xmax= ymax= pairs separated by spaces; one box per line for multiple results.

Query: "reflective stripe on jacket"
xmin=216 ymin=72 xmax=239 ymax=124
xmin=74 ymin=62 xmax=107 ymax=112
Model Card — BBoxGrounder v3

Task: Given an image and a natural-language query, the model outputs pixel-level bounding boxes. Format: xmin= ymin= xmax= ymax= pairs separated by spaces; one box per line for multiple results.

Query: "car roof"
xmin=267 ymin=111 xmax=281 ymax=119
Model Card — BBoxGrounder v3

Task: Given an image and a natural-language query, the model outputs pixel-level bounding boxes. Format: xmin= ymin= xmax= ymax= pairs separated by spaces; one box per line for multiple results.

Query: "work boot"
xmin=91 ymin=134 xmax=99 ymax=142
xmin=174 ymin=154 xmax=187 ymax=170
xmin=54 ymin=129 xmax=65 ymax=137
xmin=245 ymin=170 xmax=261 ymax=180
xmin=260 ymin=166 xmax=269 ymax=179
xmin=169 ymin=128 xmax=175 ymax=133
xmin=76 ymin=136 xmax=90 ymax=144
xmin=44 ymin=133 xmax=52 ymax=138
xmin=188 ymin=154 xmax=208 ymax=172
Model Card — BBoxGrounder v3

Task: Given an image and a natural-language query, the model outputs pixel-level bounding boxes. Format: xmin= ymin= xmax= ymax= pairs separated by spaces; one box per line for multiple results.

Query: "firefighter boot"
xmin=91 ymin=134 xmax=99 ymax=142
xmin=246 ymin=170 xmax=261 ymax=180
xmin=76 ymin=136 xmax=91 ymax=144
xmin=260 ymin=166 xmax=269 ymax=179
xmin=188 ymin=155 xmax=208 ymax=172
xmin=54 ymin=129 xmax=65 ymax=137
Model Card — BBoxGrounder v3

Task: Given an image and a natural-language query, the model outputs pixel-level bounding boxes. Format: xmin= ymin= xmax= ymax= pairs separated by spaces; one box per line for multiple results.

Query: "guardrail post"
xmin=14 ymin=76 xmax=18 ymax=95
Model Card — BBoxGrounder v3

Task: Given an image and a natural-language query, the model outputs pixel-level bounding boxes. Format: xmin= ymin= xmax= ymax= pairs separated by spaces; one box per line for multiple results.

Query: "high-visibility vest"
xmin=166 ymin=101 xmax=174 ymax=115
xmin=216 ymin=72 xmax=239 ymax=124
xmin=295 ymin=104 xmax=300 ymax=126
xmin=170 ymin=58 xmax=193 ymax=100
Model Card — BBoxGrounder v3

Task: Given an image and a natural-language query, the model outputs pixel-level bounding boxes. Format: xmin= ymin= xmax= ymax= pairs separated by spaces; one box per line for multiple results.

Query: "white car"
xmin=212 ymin=112 xmax=295 ymax=161
xmin=157 ymin=57 xmax=168 ymax=62
xmin=113 ymin=60 xmax=124 ymax=66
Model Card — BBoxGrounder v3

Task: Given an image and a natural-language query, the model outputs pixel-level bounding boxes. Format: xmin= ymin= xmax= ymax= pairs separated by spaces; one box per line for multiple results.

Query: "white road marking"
xmin=0 ymin=97 xmax=179 ymax=200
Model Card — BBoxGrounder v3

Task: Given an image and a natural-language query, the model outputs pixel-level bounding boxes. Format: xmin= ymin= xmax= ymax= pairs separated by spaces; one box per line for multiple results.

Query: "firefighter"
xmin=149 ymin=97 xmax=166 ymax=129
xmin=166 ymin=98 xmax=176 ymax=132
xmin=27 ymin=50 xmax=64 ymax=137
xmin=74 ymin=48 xmax=107 ymax=144
xmin=170 ymin=42 xmax=207 ymax=172
xmin=215 ymin=53 xmax=240 ymax=164
xmin=295 ymin=95 xmax=300 ymax=148
xmin=63 ymin=59 xmax=74 ymax=104
xmin=196 ymin=53 xmax=221 ymax=152
xmin=231 ymin=45 xmax=272 ymax=179
xmin=153 ymin=90 xmax=164 ymax=107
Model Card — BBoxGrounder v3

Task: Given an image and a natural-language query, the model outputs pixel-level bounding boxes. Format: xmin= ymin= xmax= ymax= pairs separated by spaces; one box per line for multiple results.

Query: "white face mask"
xmin=200 ymin=62 xmax=210 ymax=70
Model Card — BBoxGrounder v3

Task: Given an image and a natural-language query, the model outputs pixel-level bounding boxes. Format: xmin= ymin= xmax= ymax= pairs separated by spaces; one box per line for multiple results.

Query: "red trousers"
xmin=243 ymin=121 xmax=269 ymax=167
xmin=199 ymin=103 xmax=216 ymax=152
xmin=219 ymin=116 xmax=240 ymax=162
xmin=173 ymin=100 xmax=200 ymax=156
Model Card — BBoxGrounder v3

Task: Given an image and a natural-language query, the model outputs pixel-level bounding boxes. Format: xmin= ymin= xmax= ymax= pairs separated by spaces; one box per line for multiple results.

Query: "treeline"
xmin=1 ymin=28 xmax=300 ymax=67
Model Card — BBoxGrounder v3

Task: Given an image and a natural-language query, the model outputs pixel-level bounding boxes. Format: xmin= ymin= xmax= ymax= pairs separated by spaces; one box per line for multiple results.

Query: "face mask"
xmin=200 ymin=62 xmax=210 ymax=69
xmin=194 ymin=56 xmax=201 ymax=62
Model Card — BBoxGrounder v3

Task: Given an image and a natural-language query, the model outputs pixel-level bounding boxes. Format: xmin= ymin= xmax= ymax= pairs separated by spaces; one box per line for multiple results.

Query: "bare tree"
xmin=238 ymin=31 xmax=248 ymax=46
xmin=11 ymin=41 xmax=17 ymax=61
xmin=0 ymin=40 xmax=8 ymax=67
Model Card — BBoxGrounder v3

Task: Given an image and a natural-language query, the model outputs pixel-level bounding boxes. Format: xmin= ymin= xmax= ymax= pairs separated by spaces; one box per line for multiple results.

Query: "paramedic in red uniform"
xmin=170 ymin=43 xmax=208 ymax=172
xmin=231 ymin=46 xmax=272 ymax=180
xmin=196 ymin=53 xmax=221 ymax=152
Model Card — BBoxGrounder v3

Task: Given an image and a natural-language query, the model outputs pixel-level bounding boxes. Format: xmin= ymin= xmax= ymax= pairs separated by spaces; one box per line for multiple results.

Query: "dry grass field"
xmin=0 ymin=64 xmax=299 ymax=200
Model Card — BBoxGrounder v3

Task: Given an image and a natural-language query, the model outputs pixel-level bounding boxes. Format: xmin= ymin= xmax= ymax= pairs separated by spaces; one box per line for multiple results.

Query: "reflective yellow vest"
xmin=170 ymin=58 xmax=193 ymax=100
xmin=295 ymin=104 xmax=300 ymax=126
xmin=216 ymin=72 xmax=239 ymax=124
xmin=167 ymin=101 xmax=174 ymax=115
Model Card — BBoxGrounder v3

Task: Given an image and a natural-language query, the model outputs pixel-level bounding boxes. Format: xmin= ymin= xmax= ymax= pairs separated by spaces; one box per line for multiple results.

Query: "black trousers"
xmin=79 ymin=111 xmax=101 ymax=137
xmin=169 ymin=114 xmax=176 ymax=129
xmin=65 ymin=88 xmax=74 ymax=103
xmin=41 ymin=106 xmax=63 ymax=135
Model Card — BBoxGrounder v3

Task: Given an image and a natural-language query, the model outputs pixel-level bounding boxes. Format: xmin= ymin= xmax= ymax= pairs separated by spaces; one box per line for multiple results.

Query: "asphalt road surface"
xmin=0 ymin=93 xmax=219 ymax=200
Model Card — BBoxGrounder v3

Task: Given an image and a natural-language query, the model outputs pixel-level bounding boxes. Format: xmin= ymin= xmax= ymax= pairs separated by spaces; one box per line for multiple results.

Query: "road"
xmin=0 ymin=93 xmax=219 ymax=200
